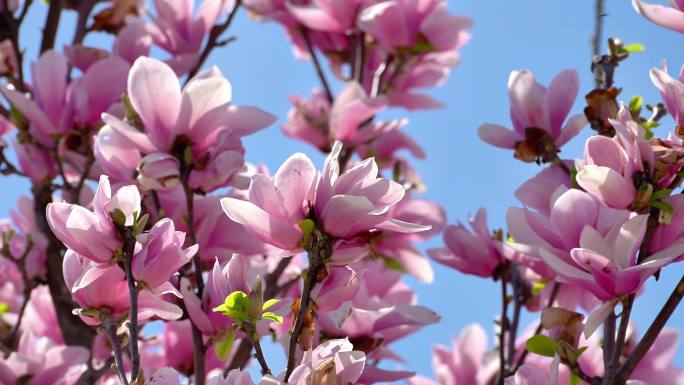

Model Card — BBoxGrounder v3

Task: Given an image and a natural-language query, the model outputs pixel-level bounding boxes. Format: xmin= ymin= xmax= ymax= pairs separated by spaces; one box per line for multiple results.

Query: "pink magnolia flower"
xmin=429 ymin=208 xmax=511 ymax=278
xmin=221 ymin=141 xmax=430 ymax=258
xmin=477 ymin=69 xmax=587 ymax=161
xmin=0 ymin=331 xmax=89 ymax=385
xmin=63 ymin=250 xmax=183 ymax=325
xmin=137 ymin=152 xmax=181 ymax=190
xmin=358 ymin=0 xmax=472 ymax=53
xmin=100 ymin=57 xmax=275 ymax=192
xmin=147 ymin=0 xmax=234 ymax=63
xmin=576 ymin=113 xmax=654 ymax=209
xmin=283 ymin=82 xmax=392 ymax=151
xmin=540 ymin=214 xmax=684 ymax=334
xmin=1 ymin=50 xmax=72 ymax=147
xmin=154 ymin=320 xmax=223 ymax=376
xmin=507 ymin=186 xmax=629 ymax=278
xmin=504 ymin=363 xmax=558 ymax=385
xmin=47 ymin=175 xmax=140 ymax=263
xmin=155 ymin=191 xmax=267 ymax=261
xmin=18 ymin=286 xmax=62 ymax=343
xmin=514 ymin=164 xmax=571 ymax=216
xmin=651 ymin=195 xmax=684 ymax=261
xmin=181 ymin=256 xmax=253 ymax=335
xmin=371 ymin=196 xmax=445 ymax=283
xmin=12 ymin=140 xmax=57 ymax=184
xmin=315 ymin=260 xmax=440 ymax=383
xmin=133 ymin=218 xmax=197 ymax=289
xmin=650 ymin=63 xmax=684 ymax=128
xmin=408 ymin=324 xmax=495 ymax=385
xmin=633 ymin=0 xmax=684 ymax=34
xmin=288 ymin=339 xmax=366 ymax=385
xmin=69 ymin=56 xmax=130 ymax=127
xmin=287 ymin=0 xmax=363 ymax=32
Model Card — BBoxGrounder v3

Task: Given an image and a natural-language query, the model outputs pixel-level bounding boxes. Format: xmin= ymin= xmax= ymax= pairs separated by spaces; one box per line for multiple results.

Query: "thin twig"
xmin=122 ymin=229 xmax=140 ymax=383
xmin=497 ymin=275 xmax=509 ymax=385
xmin=512 ymin=282 xmax=561 ymax=371
xmin=301 ymin=28 xmax=333 ymax=104
xmin=103 ymin=317 xmax=130 ymax=385
xmin=284 ymin=244 xmax=325 ymax=382
xmin=617 ymin=274 xmax=684 ymax=382
xmin=186 ymin=0 xmax=242 ymax=81
xmin=252 ymin=332 xmax=271 ymax=375
xmin=39 ymin=0 xmax=64 ymax=53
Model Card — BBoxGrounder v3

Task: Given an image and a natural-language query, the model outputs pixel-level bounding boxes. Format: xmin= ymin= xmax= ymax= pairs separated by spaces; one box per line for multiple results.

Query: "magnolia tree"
xmin=0 ymin=0 xmax=683 ymax=384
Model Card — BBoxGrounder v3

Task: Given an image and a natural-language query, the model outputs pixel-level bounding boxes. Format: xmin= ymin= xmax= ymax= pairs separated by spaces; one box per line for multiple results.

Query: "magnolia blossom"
xmin=96 ymin=57 xmax=275 ymax=192
xmin=409 ymin=324 xmax=496 ymax=385
xmin=288 ymin=339 xmax=366 ymax=385
xmin=1 ymin=50 xmax=71 ymax=147
xmin=650 ymin=63 xmax=684 ymax=128
xmin=358 ymin=0 xmax=472 ymax=53
xmin=132 ymin=218 xmax=197 ymax=289
xmin=507 ymin=186 xmax=629 ymax=275
xmin=0 ymin=332 xmax=89 ymax=385
xmin=47 ymin=175 xmax=140 ymax=263
xmin=429 ymin=208 xmax=511 ymax=278
xmin=576 ymin=113 xmax=654 ymax=209
xmin=146 ymin=0 xmax=234 ymax=70
xmin=63 ymin=250 xmax=183 ymax=325
xmin=540 ymin=214 xmax=684 ymax=335
xmin=633 ymin=0 xmax=684 ymax=34
xmin=477 ymin=69 xmax=587 ymax=161
xmin=221 ymin=141 xmax=430 ymax=260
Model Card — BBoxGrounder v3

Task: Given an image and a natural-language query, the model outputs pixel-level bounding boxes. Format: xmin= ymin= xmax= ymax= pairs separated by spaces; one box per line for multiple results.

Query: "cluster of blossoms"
xmin=0 ymin=0 xmax=466 ymax=384
xmin=0 ymin=0 xmax=683 ymax=385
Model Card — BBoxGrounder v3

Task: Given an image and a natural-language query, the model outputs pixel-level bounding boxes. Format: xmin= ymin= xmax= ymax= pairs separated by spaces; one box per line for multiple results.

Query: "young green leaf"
xmin=215 ymin=326 xmax=237 ymax=361
xmin=261 ymin=312 xmax=283 ymax=324
xmin=621 ymin=43 xmax=645 ymax=53
xmin=262 ymin=299 xmax=280 ymax=312
xmin=525 ymin=335 xmax=558 ymax=357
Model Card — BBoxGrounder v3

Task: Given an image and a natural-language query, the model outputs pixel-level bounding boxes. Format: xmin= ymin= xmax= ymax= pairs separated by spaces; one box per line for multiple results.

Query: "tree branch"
xmin=617 ymin=274 xmax=684 ymax=382
xmin=39 ymin=0 xmax=64 ymax=54
xmin=301 ymin=28 xmax=333 ymax=104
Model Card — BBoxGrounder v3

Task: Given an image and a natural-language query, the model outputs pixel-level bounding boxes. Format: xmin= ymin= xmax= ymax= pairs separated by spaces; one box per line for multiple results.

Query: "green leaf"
xmin=0 ymin=302 xmax=9 ymax=314
xmin=575 ymin=346 xmax=588 ymax=358
xmin=109 ymin=208 xmax=127 ymax=227
xmin=651 ymin=200 xmax=674 ymax=214
xmin=621 ymin=43 xmax=645 ymax=53
xmin=651 ymin=189 xmax=672 ymax=200
xmin=298 ymin=219 xmax=315 ymax=246
xmin=525 ymin=335 xmax=558 ymax=357
xmin=215 ymin=326 xmax=237 ymax=361
xmin=262 ymin=299 xmax=280 ymax=312
xmin=213 ymin=291 xmax=251 ymax=322
xmin=133 ymin=213 xmax=149 ymax=235
xmin=384 ymin=258 xmax=406 ymax=273
xmin=531 ymin=278 xmax=548 ymax=295
xmin=261 ymin=312 xmax=283 ymax=324
xmin=410 ymin=41 xmax=437 ymax=54
xmin=642 ymin=120 xmax=659 ymax=130
xmin=9 ymin=106 xmax=24 ymax=128
xmin=628 ymin=96 xmax=643 ymax=116
xmin=569 ymin=374 xmax=581 ymax=385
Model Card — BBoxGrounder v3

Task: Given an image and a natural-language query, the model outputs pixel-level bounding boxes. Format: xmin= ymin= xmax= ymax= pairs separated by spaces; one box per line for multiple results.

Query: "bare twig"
xmin=301 ymin=28 xmax=333 ymax=104
xmin=497 ymin=275 xmax=509 ymax=385
xmin=284 ymin=243 xmax=325 ymax=382
xmin=121 ymin=228 xmax=140 ymax=383
xmin=40 ymin=0 xmax=64 ymax=53
xmin=102 ymin=317 xmax=130 ymax=385
xmin=617 ymin=275 xmax=684 ymax=382
xmin=186 ymin=0 xmax=242 ymax=81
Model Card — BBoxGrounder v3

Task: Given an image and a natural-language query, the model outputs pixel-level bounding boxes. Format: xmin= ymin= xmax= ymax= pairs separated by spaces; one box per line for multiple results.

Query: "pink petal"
xmin=633 ymin=0 xmax=684 ymax=34
xmin=477 ymin=123 xmax=522 ymax=149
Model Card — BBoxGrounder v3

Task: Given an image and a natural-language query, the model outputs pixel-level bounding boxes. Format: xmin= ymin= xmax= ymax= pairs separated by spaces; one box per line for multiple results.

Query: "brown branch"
xmin=39 ymin=0 xmax=64 ymax=54
xmin=617 ymin=274 xmax=684 ymax=382
xmin=284 ymin=243 xmax=325 ymax=382
xmin=102 ymin=316 xmax=130 ymax=385
xmin=186 ymin=0 xmax=241 ymax=81
xmin=301 ymin=28 xmax=333 ymax=104
xmin=497 ymin=275 xmax=509 ymax=385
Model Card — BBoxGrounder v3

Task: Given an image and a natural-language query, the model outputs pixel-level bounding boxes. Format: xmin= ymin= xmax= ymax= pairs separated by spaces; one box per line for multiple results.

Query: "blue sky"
xmin=3 ymin=0 xmax=684 ymax=379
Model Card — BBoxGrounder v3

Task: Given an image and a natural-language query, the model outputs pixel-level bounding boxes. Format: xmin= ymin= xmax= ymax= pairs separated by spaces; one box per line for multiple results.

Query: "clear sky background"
xmin=2 ymin=0 xmax=684 ymax=379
